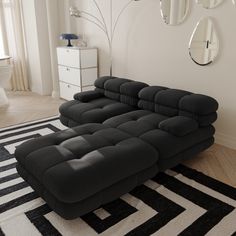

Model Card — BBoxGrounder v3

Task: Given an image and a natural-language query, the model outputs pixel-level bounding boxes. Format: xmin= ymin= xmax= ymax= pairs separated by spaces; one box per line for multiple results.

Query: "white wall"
xmin=71 ymin=0 xmax=236 ymax=149
xmin=58 ymin=0 xmax=79 ymax=34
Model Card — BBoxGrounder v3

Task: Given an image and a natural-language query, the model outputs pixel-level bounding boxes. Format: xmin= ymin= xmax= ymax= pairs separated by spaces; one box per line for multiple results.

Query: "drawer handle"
xmin=66 ymin=50 xmax=70 ymax=53
xmin=66 ymin=68 xmax=70 ymax=71
xmin=67 ymin=85 xmax=70 ymax=88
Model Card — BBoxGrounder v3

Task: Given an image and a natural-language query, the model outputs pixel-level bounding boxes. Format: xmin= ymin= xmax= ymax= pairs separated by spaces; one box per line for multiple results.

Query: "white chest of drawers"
xmin=57 ymin=47 xmax=98 ymax=100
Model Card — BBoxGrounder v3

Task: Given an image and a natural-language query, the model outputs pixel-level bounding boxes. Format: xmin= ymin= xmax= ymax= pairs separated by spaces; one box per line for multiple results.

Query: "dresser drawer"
xmin=57 ymin=48 xmax=97 ymax=69
xmin=59 ymin=82 xmax=81 ymax=100
xmin=80 ymin=49 xmax=97 ymax=68
xmin=81 ymin=68 xmax=98 ymax=86
xmin=57 ymin=48 xmax=80 ymax=68
xmin=58 ymin=66 xmax=81 ymax=86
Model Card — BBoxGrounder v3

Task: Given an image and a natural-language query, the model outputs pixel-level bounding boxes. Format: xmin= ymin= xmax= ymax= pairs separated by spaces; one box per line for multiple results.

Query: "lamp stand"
xmin=67 ymin=39 xmax=73 ymax=47
xmin=70 ymin=0 xmax=138 ymax=76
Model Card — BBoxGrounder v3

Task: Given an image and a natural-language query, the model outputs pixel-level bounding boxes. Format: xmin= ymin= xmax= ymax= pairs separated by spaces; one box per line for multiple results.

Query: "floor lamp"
xmin=69 ymin=0 xmax=141 ymax=76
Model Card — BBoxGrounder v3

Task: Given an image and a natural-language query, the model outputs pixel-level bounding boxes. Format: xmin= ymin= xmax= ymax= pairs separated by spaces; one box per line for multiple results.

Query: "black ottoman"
xmin=15 ymin=123 xmax=158 ymax=219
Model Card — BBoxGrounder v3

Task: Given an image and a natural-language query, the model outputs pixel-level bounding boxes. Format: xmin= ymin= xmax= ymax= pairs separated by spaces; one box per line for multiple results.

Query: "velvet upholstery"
xmin=60 ymin=77 xmax=148 ymax=127
xmin=73 ymin=90 xmax=103 ymax=102
xmin=138 ymin=86 xmax=218 ymax=126
xmin=158 ymin=116 xmax=199 ymax=137
xmin=15 ymin=76 xmax=218 ymax=219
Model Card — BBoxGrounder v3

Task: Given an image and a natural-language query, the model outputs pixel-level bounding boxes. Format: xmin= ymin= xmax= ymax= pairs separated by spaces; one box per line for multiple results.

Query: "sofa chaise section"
xmin=15 ymin=123 xmax=158 ymax=219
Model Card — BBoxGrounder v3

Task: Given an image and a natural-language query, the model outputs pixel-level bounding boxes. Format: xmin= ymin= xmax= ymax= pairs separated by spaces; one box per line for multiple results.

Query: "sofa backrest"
xmin=138 ymin=86 xmax=218 ymax=127
xmin=94 ymin=76 xmax=148 ymax=107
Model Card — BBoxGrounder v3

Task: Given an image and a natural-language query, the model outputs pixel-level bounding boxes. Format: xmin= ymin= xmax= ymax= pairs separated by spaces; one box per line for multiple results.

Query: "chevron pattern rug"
xmin=0 ymin=117 xmax=235 ymax=236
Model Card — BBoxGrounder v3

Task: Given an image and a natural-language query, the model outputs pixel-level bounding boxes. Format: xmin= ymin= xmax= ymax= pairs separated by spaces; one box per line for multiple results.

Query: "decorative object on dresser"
xmin=60 ymin=33 xmax=79 ymax=47
xmin=160 ymin=0 xmax=190 ymax=25
xmin=69 ymin=0 xmax=141 ymax=76
xmin=57 ymin=47 xmax=98 ymax=100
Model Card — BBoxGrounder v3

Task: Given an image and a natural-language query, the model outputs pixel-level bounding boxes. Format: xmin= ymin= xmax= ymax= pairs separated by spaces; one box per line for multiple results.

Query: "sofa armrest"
xmin=159 ymin=116 xmax=198 ymax=137
xmin=73 ymin=90 xmax=104 ymax=102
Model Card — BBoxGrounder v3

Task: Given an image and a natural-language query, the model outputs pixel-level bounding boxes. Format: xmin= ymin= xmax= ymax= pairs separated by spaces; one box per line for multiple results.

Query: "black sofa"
xmin=15 ymin=76 xmax=218 ymax=219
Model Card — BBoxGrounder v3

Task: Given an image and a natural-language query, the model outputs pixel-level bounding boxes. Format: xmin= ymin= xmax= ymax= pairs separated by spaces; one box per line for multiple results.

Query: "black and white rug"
xmin=0 ymin=117 xmax=235 ymax=236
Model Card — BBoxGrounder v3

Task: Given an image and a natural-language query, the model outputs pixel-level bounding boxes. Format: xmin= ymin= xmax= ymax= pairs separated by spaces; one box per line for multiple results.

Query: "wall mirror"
xmin=196 ymin=0 xmax=224 ymax=9
xmin=160 ymin=0 xmax=190 ymax=25
xmin=189 ymin=17 xmax=219 ymax=66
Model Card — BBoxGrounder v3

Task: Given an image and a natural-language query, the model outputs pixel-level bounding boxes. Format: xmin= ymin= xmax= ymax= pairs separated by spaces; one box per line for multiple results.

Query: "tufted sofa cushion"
xmin=59 ymin=98 xmax=136 ymax=127
xmin=95 ymin=76 xmax=148 ymax=106
xmin=104 ymin=110 xmax=168 ymax=136
xmin=73 ymin=90 xmax=104 ymax=102
xmin=15 ymin=123 xmax=158 ymax=204
xmin=159 ymin=116 xmax=199 ymax=137
xmin=60 ymin=77 xmax=148 ymax=127
xmin=138 ymin=86 xmax=218 ymax=126
xmin=103 ymin=110 xmax=215 ymax=161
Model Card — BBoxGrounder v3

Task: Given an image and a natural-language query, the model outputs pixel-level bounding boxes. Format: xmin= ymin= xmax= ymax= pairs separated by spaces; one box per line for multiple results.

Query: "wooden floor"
xmin=0 ymin=92 xmax=235 ymax=188
xmin=0 ymin=92 xmax=64 ymax=128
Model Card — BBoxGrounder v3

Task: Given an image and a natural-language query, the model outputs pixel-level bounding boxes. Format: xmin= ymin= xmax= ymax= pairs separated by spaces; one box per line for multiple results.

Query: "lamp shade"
xmin=60 ymin=34 xmax=79 ymax=47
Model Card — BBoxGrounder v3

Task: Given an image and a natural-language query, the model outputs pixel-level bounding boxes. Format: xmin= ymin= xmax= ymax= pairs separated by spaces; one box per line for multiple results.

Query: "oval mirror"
xmin=189 ymin=18 xmax=219 ymax=66
xmin=160 ymin=0 xmax=190 ymax=25
xmin=196 ymin=0 xmax=224 ymax=9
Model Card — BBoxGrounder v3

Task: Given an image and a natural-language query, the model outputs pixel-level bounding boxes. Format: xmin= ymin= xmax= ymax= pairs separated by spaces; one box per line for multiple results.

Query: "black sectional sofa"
xmin=15 ymin=76 xmax=218 ymax=219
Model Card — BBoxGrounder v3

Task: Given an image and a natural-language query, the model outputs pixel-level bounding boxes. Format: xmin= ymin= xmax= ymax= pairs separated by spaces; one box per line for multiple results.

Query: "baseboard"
xmin=215 ymin=132 xmax=236 ymax=150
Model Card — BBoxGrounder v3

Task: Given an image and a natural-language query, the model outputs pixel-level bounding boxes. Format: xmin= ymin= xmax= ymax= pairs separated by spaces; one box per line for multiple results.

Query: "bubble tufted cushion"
xmin=15 ymin=123 xmax=158 ymax=204
xmin=95 ymin=76 xmax=148 ymax=106
xmin=104 ymin=110 xmax=168 ymax=137
xmin=159 ymin=116 xmax=199 ymax=137
xmin=138 ymin=86 xmax=218 ymax=126
xmin=104 ymin=110 xmax=215 ymax=161
xmin=59 ymin=98 xmax=136 ymax=127
xmin=60 ymin=77 xmax=148 ymax=127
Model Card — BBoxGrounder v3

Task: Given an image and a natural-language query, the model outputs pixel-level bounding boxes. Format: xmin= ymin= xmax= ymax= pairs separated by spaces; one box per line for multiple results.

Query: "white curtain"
xmin=0 ymin=0 xmax=29 ymax=91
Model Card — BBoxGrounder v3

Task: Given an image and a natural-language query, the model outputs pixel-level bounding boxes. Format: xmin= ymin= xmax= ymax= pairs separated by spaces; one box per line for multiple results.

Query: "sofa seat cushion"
xmin=59 ymin=97 xmax=136 ymax=126
xmin=139 ymin=125 xmax=215 ymax=160
xmin=103 ymin=110 xmax=169 ymax=136
xmin=104 ymin=110 xmax=215 ymax=160
xmin=15 ymin=124 xmax=158 ymax=204
xmin=159 ymin=116 xmax=199 ymax=137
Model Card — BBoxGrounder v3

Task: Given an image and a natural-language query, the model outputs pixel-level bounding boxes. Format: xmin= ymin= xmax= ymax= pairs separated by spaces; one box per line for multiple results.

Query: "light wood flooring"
xmin=0 ymin=92 xmax=64 ymax=128
xmin=0 ymin=92 xmax=235 ymax=188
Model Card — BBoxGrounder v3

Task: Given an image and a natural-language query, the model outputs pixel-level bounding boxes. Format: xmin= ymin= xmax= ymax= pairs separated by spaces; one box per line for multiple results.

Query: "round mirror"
xmin=189 ymin=17 xmax=219 ymax=66
xmin=196 ymin=0 xmax=224 ymax=9
xmin=160 ymin=0 xmax=190 ymax=26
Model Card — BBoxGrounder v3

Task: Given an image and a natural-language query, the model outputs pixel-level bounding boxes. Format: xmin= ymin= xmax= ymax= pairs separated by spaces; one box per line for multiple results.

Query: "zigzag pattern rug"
xmin=0 ymin=117 xmax=235 ymax=236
